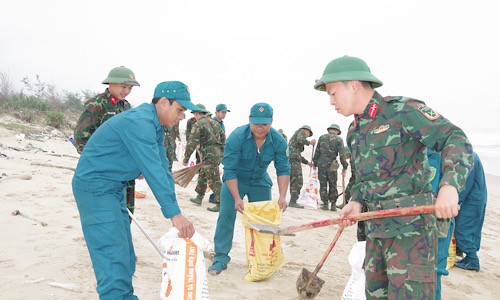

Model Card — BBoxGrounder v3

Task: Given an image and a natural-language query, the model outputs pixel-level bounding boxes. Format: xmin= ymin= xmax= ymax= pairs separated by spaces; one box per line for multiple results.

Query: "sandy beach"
xmin=1 ymin=124 xmax=499 ymax=300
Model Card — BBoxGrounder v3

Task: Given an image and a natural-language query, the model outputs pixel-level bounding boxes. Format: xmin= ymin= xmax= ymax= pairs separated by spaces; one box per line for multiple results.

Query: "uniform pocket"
xmin=404 ymin=264 xmax=436 ymax=299
xmin=407 ymin=264 xmax=436 ymax=283
xmin=87 ymin=210 xmax=116 ymax=225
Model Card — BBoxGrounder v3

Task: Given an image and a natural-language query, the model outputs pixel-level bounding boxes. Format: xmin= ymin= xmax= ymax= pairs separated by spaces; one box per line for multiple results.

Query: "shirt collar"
xmin=357 ymin=91 xmax=383 ymax=120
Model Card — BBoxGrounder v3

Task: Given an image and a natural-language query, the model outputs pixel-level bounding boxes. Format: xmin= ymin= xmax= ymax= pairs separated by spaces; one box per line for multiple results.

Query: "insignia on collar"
xmin=368 ymin=102 xmax=378 ymax=118
xmin=373 ymin=124 xmax=390 ymax=134
xmin=417 ymin=104 xmax=441 ymax=120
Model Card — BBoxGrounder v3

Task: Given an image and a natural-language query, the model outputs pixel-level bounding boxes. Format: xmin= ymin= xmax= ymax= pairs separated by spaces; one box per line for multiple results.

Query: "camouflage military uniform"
xmin=312 ymin=130 xmax=348 ymax=210
xmin=183 ymin=115 xmax=225 ymax=204
xmin=346 ymin=122 xmax=365 ymax=241
xmin=186 ymin=116 xmax=200 ymax=164
xmin=164 ymin=123 xmax=180 ymax=172
xmin=73 ymin=89 xmax=136 ymax=214
xmin=348 ymin=92 xmax=473 ymax=299
xmin=288 ymin=128 xmax=312 ymax=204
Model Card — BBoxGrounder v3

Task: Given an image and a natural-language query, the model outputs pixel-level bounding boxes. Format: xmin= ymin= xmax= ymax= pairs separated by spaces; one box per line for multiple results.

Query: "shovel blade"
xmin=296 ymin=268 xmax=325 ymax=299
xmin=246 ymin=222 xmax=295 ymax=236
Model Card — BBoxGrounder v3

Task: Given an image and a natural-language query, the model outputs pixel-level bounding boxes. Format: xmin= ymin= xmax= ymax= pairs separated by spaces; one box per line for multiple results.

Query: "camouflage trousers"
xmin=195 ymin=163 xmax=221 ymax=203
xmin=317 ymin=166 xmax=338 ymax=204
xmin=289 ymin=159 xmax=304 ymax=202
xmin=364 ymin=225 xmax=437 ymax=299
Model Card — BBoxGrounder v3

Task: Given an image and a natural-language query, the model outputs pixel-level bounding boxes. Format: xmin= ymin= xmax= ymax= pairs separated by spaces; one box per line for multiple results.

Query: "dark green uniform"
xmin=183 ymin=115 xmax=225 ymax=205
xmin=312 ymin=131 xmax=348 ymax=210
xmin=73 ymin=89 xmax=136 ymax=214
xmin=349 ymin=92 xmax=473 ymax=299
xmin=288 ymin=128 xmax=312 ymax=205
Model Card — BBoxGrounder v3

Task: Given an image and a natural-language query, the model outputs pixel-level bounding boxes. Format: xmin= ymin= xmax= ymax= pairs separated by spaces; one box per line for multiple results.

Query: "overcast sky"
xmin=1 ymin=0 xmax=499 ymax=145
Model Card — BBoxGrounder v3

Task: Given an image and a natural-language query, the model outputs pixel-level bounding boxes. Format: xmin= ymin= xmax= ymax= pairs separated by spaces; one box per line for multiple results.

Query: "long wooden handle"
xmin=281 ymin=205 xmax=435 ymax=235
xmin=311 ymin=227 xmax=344 ymax=276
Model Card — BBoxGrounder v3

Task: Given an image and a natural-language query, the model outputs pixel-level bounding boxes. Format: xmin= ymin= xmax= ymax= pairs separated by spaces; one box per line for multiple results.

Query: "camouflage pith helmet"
xmin=314 ymin=56 xmax=382 ymax=91
xmin=300 ymin=125 xmax=313 ymax=136
xmin=102 ymin=66 xmax=140 ymax=86
xmin=327 ymin=123 xmax=341 ymax=135
xmin=195 ymin=103 xmax=210 ymax=114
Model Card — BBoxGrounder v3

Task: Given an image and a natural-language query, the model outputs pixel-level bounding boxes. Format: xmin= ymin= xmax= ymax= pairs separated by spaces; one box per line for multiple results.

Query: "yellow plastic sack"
xmin=242 ymin=200 xmax=285 ymax=282
xmin=446 ymin=233 xmax=456 ymax=270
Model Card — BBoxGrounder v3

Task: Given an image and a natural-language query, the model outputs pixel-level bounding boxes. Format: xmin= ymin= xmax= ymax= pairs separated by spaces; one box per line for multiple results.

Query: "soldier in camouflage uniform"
xmin=183 ymin=104 xmax=226 ymax=212
xmin=312 ymin=123 xmax=348 ymax=211
xmin=74 ymin=66 xmax=140 ymax=217
xmin=288 ymin=125 xmax=316 ymax=208
xmin=164 ymin=113 xmax=183 ymax=172
xmin=315 ymin=55 xmax=473 ymax=299
xmin=186 ymin=111 xmax=201 ymax=164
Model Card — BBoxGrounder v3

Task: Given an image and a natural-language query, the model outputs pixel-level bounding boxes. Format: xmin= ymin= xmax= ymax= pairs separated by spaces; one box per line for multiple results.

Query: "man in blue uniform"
xmin=212 ymin=103 xmax=230 ymax=133
xmin=72 ymin=81 xmax=200 ymax=299
xmin=207 ymin=102 xmax=290 ymax=275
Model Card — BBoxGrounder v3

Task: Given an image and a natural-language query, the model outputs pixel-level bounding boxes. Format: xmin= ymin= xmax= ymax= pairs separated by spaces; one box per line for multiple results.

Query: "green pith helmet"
xmin=327 ymin=123 xmax=341 ymax=135
xmin=195 ymin=103 xmax=210 ymax=114
xmin=314 ymin=56 xmax=382 ymax=91
xmin=102 ymin=66 xmax=140 ymax=86
xmin=300 ymin=125 xmax=313 ymax=136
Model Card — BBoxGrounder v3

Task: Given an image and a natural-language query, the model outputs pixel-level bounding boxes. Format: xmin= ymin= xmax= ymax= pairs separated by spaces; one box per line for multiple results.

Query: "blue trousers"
xmin=455 ymin=202 xmax=486 ymax=260
xmin=72 ymin=178 xmax=138 ymax=300
xmin=436 ymin=218 xmax=454 ymax=300
xmin=212 ymin=181 xmax=271 ymax=265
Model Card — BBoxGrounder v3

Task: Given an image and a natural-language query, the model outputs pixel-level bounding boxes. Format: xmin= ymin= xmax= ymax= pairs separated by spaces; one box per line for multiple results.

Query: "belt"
xmin=366 ymin=193 xmax=434 ymax=211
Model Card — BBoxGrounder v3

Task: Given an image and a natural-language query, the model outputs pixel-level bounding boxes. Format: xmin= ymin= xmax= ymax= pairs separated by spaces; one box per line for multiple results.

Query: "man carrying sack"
xmin=208 ymin=102 xmax=290 ymax=275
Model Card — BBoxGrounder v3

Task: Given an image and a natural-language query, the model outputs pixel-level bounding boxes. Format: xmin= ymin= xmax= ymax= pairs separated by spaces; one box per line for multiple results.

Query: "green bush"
xmin=46 ymin=111 xmax=66 ymax=128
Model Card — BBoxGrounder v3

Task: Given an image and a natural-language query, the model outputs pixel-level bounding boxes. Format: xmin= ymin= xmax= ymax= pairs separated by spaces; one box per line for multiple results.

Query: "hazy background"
xmin=1 ymin=0 xmax=499 ymax=172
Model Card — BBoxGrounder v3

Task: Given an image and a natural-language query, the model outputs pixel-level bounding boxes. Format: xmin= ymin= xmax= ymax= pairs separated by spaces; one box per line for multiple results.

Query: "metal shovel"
xmin=247 ymin=205 xmax=435 ymax=236
xmin=296 ymin=227 xmax=344 ymax=298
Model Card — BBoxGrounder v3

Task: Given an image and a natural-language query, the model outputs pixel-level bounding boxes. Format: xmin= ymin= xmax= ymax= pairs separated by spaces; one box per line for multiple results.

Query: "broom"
xmin=172 ymin=149 xmax=203 ymax=188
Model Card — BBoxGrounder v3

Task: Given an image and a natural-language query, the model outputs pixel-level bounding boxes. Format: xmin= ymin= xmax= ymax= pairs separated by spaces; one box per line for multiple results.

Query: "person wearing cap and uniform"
xmin=74 ymin=66 xmax=140 ymax=218
xmin=288 ymin=125 xmax=316 ymax=208
xmin=213 ymin=103 xmax=230 ymax=133
xmin=314 ymin=55 xmax=473 ymax=299
xmin=312 ymin=124 xmax=348 ymax=211
xmin=186 ymin=110 xmax=201 ymax=164
xmin=208 ymin=102 xmax=290 ymax=275
xmin=183 ymin=104 xmax=226 ymax=212
xmin=72 ymin=81 xmax=199 ymax=299
xmin=208 ymin=103 xmax=231 ymax=204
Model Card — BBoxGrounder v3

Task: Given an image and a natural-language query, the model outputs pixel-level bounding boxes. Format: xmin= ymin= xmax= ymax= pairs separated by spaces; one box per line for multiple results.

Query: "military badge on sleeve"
xmin=417 ymin=104 xmax=441 ymax=120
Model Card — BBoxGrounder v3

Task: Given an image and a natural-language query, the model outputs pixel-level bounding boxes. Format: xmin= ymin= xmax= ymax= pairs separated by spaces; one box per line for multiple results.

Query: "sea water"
xmin=465 ymin=129 xmax=500 ymax=176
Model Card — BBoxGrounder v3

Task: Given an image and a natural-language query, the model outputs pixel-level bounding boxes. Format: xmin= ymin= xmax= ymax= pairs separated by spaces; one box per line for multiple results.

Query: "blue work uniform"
xmin=72 ymin=103 xmax=180 ymax=299
xmin=212 ymin=116 xmax=225 ymax=133
xmin=211 ymin=125 xmax=290 ymax=268
xmin=455 ymin=152 xmax=487 ymax=268
xmin=428 ymin=149 xmax=455 ymax=300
